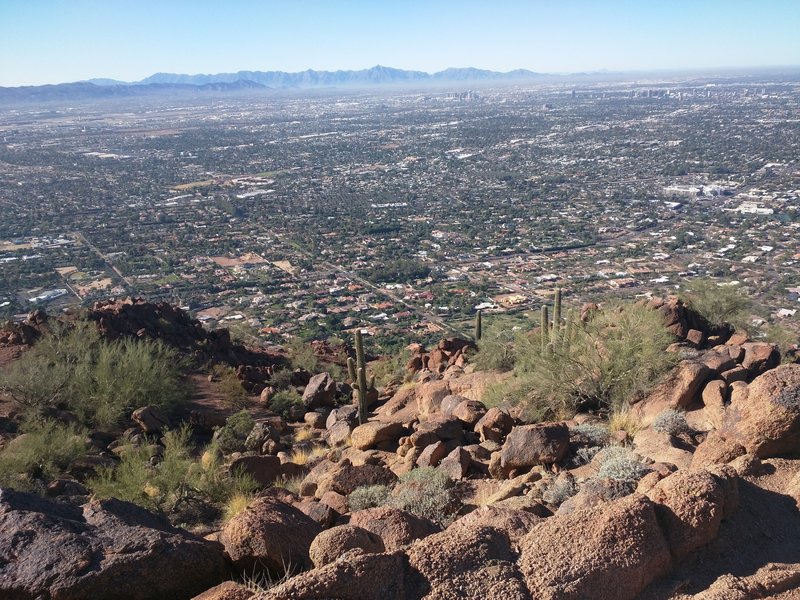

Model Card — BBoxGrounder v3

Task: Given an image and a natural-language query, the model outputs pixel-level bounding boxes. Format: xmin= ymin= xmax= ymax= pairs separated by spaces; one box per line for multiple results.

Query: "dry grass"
xmin=608 ymin=409 xmax=641 ymax=440
xmin=274 ymin=475 xmax=304 ymax=496
xmin=293 ymin=428 xmax=315 ymax=443
xmin=288 ymin=445 xmax=328 ymax=465
xmin=223 ymin=491 xmax=254 ymax=522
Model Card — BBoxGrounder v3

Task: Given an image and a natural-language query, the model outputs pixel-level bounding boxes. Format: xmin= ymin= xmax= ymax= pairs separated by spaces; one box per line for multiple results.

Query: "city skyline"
xmin=2 ymin=0 xmax=800 ymax=87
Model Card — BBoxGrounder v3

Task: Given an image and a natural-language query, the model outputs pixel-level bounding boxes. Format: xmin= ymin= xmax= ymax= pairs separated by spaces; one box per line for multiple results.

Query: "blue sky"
xmin=1 ymin=0 xmax=799 ymax=86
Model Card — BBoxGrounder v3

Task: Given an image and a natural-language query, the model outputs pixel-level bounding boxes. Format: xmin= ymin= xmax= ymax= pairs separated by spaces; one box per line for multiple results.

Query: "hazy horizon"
xmin=2 ymin=0 xmax=800 ymax=87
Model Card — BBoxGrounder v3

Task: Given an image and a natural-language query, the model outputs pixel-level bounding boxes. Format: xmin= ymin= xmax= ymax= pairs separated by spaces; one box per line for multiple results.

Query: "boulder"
xmin=741 ymin=342 xmax=780 ymax=375
xmin=327 ymin=419 xmax=353 ymax=446
xmin=690 ymin=430 xmax=746 ymax=468
xmin=416 ymin=440 xmax=448 ymax=468
xmin=229 ymin=455 xmax=282 ymax=487
xmin=416 ymin=415 xmax=464 ymax=442
xmin=518 ymin=494 xmax=672 ymax=600
xmin=325 ymin=405 xmax=358 ymax=429
xmin=257 ymin=549 xmax=407 ymax=600
xmin=500 ymin=422 xmax=569 ymax=468
xmin=451 ymin=400 xmax=488 ymax=427
xmin=220 ymin=497 xmax=321 ymax=576
xmin=0 ymin=489 xmax=229 ymax=600
xmin=631 ymin=360 xmax=711 ymax=424
xmin=632 ymin=428 xmax=693 ymax=469
xmin=440 ymin=394 xmax=468 ymax=416
xmin=645 ymin=469 xmax=731 ymax=560
xmin=416 ymin=379 xmax=452 ymax=415
xmin=349 ymin=507 xmax=440 ymax=551
xmin=131 ymin=405 xmax=171 ymax=434
xmin=301 ymin=372 xmax=336 ymax=409
xmin=718 ymin=364 xmax=800 ymax=458
xmin=192 ymin=582 xmax=253 ymax=600
xmin=315 ymin=460 xmax=398 ymax=498
xmin=350 ymin=421 xmax=406 ymax=451
xmin=438 ymin=447 xmax=471 ymax=480
xmin=450 ymin=505 xmax=541 ymax=546
xmin=475 ymin=407 xmax=514 ymax=443
xmin=405 ymin=525 xmax=531 ymax=600
xmin=309 ymin=525 xmax=385 ymax=568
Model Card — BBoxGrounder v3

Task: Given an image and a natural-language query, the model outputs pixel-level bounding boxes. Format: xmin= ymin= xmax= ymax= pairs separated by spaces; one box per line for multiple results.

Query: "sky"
xmin=1 ymin=0 xmax=799 ymax=87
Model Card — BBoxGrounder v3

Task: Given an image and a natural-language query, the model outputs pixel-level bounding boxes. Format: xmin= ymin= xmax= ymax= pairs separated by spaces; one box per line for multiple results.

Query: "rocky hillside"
xmin=0 ymin=297 xmax=798 ymax=600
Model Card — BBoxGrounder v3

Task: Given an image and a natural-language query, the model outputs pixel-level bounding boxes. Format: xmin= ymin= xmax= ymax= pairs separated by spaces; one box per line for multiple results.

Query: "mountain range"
xmin=0 ymin=65 xmax=563 ymax=104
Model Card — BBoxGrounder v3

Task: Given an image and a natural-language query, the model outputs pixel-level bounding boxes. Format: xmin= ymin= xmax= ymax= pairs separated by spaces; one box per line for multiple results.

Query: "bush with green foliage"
xmin=90 ymin=424 xmax=256 ymax=517
xmin=0 ymin=322 xmax=188 ymax=428
xmin=489 ymin=303 xmax=677 ymax=420
xmin=472 ymin=325 xmax=517 ymax=372
xmin=214 ymin=410 xmax=255 ymax=454
xmin=268 ymin=389 xmax=303 ymax=419
xmin=0 ymin=419 xmax=87 ymax=492
xmin=212 ymin=364 xmax=249 ymax=409
xmin=681 ymin=279 xmax=751 ymax=331
xmin=348 ymin=484 xmax=391 ymax=511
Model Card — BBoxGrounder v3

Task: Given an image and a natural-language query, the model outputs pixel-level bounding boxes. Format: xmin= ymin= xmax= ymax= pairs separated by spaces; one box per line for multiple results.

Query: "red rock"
xmin=475 ymin=407 xmax=514 ymax=443
xmin=416 ymin=441 xmax=448 ymax=468
xmin=349 ymin=507 xmax=440 ymax=551
xmin=309 ymin=525 xmax=385 ymax=568
xmin=500 ymin=422 xmax=569 ymax=468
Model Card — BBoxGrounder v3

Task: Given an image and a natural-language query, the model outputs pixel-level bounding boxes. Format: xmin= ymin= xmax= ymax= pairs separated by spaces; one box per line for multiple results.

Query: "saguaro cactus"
xmin=348 ymin=328 xmax=375 ymax=425
xmin=475 ymin=309 xmax=482 ymax=341
xmin=540 ymin=305 xmax=549 ymax=356
xmin=551 ymin=288 xmax=562 ymax=343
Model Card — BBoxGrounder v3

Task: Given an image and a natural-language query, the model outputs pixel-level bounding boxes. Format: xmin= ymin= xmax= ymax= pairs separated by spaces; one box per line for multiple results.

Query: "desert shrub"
xmin=608 ymin=409 xmax=642 ymax=438
xmin=269 ymin=389 xmax=303 ymax=419
xmin=681 ymin=279 xmax=750 ymax=330
xmin=90 ymin=424 xmax=256 ymax=516
xmin=651 ymin=409 xmax=690 ymax=436
xmin=570 ymin=423 xmax=611 ymax=447
xmin=596 ymin=446 xmax=651 ymax=483
xmin=213 ymin=364 xmax=249 ymax=409
xmin=574 ymin=446 xmax=602 ymax=465
xmin=0 ymin=419 xmax=87 ymax=492
xmin=287 ymin=337 xmax=319 ymax=373
xmin=581 ymin=476 xmax=636 ymax=500
xmin=214 ymin=410 xmax=255 ymax=454
xmin=369 ymin=347 xmax=411 ymax=387
xmin=0 ymin=322 xmax=189 ymax=428
xmin=542 ymin=476 xmax=578 ymax=506
xmin=472 ymin=325 xmax=517 ymax=372
xmin=269 ymin=368 xmax=295 ymax=391
xmin=496 ymin=303 xmax=677 ymax=420
xmin=348 ymin=484 xmax=391 ymax=511
xmin=389 ymin=467 xmax=457 ymax=526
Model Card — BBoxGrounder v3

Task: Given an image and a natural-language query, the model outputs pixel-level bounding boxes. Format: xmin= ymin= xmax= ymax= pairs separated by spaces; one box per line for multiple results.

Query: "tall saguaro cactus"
xmin=475 ymin=309 xmax=483 ymax=341
xmin=551 ymin=288 xmax=562 ymax=343
xmin=540 ymin=305 xmax=549 ymax=356
xmin=348 ymin=328 xmax=375 ymax=425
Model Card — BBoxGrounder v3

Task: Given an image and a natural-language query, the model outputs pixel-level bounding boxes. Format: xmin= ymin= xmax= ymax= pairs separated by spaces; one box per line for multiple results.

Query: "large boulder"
xmin=131 ymin=405 xmax=171 ymax=434
xmin=220 ymin=497 xmax=321 ymax=576
xmin=500 ymin=422 xmax=569 ymax=468
xmin=349 ymin=507 xmax=440 ymax=551
xmin=518 ymin=494 xmax=672 ymax=600
xmin=450 ymin=505 xmax=541 ymax=546
xmin=229 ymin=455 xmax=282 ymax=487
xmin=314 ymin=459 xmax=398 ymax=498
xmin=718 ymin=364 xmax=800 ymax=458
xmin=740 ymin=342 xmax=780 ymax=375
xmin=631 ymin=360 xmax=711 ymax=425
xmin=301 ymin=372 xmax=337 ymax=409
xmin=645 ymin=469 xmax=733 ymax=560
xmin=256 ymin=549 xmax=407 ymax=600
xmin=350 ymin=421 xmax=406 ymax=451
xmin=0 ymin=489 xmax=229 ymax=600
xmin=475 ymin=407 xmax=515 ymax=443
xmin=405 ymin=525 xmax=532 ymax=600
xmin=308 ymin=525 xmax=385 ymax=568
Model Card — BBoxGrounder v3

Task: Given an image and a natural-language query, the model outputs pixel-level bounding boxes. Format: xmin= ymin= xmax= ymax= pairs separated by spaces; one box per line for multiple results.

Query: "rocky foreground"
xmin=1 ymin=298 xmax=799 ymax=600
